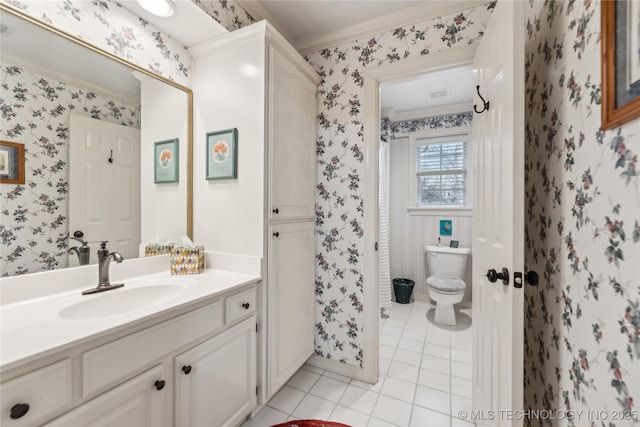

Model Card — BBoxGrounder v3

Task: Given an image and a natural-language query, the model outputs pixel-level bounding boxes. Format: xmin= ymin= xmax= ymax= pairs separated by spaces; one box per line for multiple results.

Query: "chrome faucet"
xmin=67 ymin=236 xmax=90 ymax=265
xmin=82 ymin=241 xmax=125 ymax=295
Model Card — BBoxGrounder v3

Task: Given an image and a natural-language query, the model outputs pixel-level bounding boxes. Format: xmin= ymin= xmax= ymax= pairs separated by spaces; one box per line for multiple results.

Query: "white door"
xmin=175 ymin=317 xmax=256 ymax=427
xmin=44 ymin=365 xmax=167 ymax=427
xmin=471 ymin=0 xmax=525 ymax=425
xmin=69 ymin=114 xmax=141 ymax=265
xmin=268 ymin=221 xmax=315 ymax=395
xmin=268 ymin=44 xmax=317 ymax=221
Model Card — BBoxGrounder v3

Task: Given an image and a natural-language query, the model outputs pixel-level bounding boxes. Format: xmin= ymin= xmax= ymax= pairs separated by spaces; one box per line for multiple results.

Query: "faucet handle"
xmin=100 ymin=241 xmax=108 ymax=249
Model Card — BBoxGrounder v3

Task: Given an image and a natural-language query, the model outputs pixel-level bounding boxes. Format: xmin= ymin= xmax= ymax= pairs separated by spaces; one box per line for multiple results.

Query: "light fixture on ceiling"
xmin=136 ymin=0 xmax=176 ymax=17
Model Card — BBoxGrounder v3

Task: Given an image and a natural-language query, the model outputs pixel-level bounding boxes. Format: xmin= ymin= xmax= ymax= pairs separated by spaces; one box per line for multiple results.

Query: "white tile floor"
xmin=242 ymin=300 xmax=474 ymax=427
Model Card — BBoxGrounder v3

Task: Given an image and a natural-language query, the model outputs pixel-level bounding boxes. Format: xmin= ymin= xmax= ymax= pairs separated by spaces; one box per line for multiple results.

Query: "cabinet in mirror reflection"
xmin=0 ymin=6 xmax=192 ymax=277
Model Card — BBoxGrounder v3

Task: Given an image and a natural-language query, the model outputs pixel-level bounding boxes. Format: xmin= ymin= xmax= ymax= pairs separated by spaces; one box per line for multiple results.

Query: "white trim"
xmin=188 ymin=21 xmax=319 ymax=84
xmin=407 ymin=207 xmax=473 ymax=217
xmin=235 ymin=1 xmax=296 ymax=43
xmin=235 ymin=1 xmax=488 ymax=55
xmin=188 ymin=20 xmax=266 ymax=58
xmin=305 ymin=355 xmax=369 ymax=382
xmin=388 ymin=102 xmax=473 ymax=122
xmin=362 ymin=45 xmax=476 ymax=384
xmin=296 ymin=1 xmax=488 ymax=55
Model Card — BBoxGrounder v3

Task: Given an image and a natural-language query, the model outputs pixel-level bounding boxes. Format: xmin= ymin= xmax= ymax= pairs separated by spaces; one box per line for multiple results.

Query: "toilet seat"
xmin=426 ymin=276 xmax=466 ymax=294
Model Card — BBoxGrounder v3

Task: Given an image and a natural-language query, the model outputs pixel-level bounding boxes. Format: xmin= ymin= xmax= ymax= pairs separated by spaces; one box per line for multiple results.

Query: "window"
xmin=414 ymin=134 xmax=467 ymax=206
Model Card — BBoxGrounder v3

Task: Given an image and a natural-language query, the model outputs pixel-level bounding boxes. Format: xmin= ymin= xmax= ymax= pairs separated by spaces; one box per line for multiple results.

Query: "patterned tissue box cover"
xmin=145 ymin=243 xmax=175 ymax=257
xmin=170 ymin=246 xmax=205 ymax=275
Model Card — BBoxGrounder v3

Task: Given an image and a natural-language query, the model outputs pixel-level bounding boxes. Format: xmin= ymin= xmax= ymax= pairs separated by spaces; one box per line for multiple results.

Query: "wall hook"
xmin=474 ymin=85 xmax=490 ymax=114
xmin=108 ymin=150 xmax=113 ymax=163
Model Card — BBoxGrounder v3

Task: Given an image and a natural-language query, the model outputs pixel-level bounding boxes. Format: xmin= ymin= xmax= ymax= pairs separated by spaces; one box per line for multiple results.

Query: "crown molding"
xmin=296 ymin=0 xmax=488 ymax=55
xmin=236 ymin=0 xmax=295 ymax=42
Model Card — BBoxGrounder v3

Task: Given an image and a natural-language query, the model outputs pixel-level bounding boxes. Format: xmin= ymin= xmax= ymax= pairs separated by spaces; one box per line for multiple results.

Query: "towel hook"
xmin=108 ymin=150 xmax=113 ymax=163
xmin=474 ymin=85 xmax=489 ymax=114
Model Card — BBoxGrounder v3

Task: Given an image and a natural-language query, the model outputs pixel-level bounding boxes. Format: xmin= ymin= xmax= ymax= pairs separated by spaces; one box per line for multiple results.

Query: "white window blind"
xmin=415 ymin=135 xmax=467 ymax=206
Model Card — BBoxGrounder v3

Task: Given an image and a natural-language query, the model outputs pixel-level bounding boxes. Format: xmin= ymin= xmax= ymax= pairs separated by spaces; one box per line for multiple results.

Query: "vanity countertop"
xmin=0 ymin=267 xmax=261 ymax=372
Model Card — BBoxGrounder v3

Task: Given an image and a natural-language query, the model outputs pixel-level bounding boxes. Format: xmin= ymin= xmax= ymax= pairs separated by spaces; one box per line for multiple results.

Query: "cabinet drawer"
xmin=1 ymin=359 xmax=72 ymax=427
xmin=225 ymin=288 xmax=256 ymax=324
xmin=82 ymin=300 xmax=223 ymax=397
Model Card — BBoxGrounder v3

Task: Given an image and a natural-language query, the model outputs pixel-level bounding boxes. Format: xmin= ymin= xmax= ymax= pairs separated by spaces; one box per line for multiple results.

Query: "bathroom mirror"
xmin=0 ymin=5 xmax=193 ymax=277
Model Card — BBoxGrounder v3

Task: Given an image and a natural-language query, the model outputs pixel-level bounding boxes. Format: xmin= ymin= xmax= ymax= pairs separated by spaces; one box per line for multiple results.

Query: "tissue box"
xmin=170 ymin=246 xmax=205 ymax=275
xmin=145 ymin=243 xmax=175 ymax=257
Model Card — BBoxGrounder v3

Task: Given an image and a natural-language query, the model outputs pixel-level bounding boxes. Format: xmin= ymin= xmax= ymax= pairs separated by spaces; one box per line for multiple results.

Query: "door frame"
xmin=361 ymin=45 xmax=478 ymax=384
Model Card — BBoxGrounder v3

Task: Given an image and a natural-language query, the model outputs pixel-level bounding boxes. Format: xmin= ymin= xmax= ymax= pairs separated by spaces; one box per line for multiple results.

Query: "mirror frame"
xmin=0 ymin=3 xmax=193 ymax=239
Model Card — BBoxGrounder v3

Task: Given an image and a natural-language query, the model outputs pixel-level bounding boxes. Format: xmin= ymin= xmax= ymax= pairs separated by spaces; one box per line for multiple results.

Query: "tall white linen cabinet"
xmin=190 ymin=20 xmax=320 ymax=412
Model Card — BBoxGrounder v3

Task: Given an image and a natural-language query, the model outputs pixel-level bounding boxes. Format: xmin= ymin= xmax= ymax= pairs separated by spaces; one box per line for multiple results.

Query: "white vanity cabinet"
xmin=267 ymin=44 xmax=318 ymax=222
xmin=1 ymin=282 xmax=258 ymax=427
xmin=191 ymin=20 xmax=320 ymax=405
xmin=267 ymin=222 xmax=315 ymax=393
xmin=44 ymin=365 xmax=167 ymax=427
xmin=175 ymin=316 xmax=256 ymax=427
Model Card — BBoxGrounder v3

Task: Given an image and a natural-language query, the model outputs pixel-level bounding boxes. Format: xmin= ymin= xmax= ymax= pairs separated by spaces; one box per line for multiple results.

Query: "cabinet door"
xmin=44 ymin=365 xmax=167 ymax=427
xmin=175 ymin=316 xmax=256 ymax=427
xmin=268 ymin=44 xmax=317 ymax=221
xmin=268 ymin=221 xmax=315 ymax=394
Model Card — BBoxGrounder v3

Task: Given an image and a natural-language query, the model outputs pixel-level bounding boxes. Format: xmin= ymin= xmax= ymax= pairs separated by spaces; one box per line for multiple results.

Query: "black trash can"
xmin=393 ymin=278 xmax=415 ymax=304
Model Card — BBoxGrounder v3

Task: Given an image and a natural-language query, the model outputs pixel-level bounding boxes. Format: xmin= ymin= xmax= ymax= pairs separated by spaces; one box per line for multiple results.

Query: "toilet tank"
xmin=425 ymin=245 xmax=471 ymax=278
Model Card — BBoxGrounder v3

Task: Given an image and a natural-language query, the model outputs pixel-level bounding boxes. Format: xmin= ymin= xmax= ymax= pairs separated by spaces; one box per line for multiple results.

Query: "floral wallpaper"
xmin=1 ymin=0 xmax=193 ymax=87
xmin=192 ymin=0 xmax=255 ymax=32
xmin=523 ymin=0 xmax=639 ymax=424
xmin=0 ymin=63 xmax=141 ymax=276
xmin=305 ymin=4 xmax=494 ymax=366
xmin=381 ymin=111 xmax=473 ymax=138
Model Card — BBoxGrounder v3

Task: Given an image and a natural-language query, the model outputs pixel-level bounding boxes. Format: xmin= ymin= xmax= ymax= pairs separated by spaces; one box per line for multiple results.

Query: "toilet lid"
xmin=426 ymin=276 xmax=466 ymax=293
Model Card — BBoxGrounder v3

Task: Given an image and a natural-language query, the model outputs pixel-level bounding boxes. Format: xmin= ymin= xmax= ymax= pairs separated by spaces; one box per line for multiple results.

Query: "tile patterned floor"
xmin=242 ymin=300 xmax=474 ymax=427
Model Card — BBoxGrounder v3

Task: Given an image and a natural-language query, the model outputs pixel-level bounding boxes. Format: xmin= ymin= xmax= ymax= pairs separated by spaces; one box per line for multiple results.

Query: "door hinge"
xmin=256 ymin=323 xmax=258 ymax=333
xmin=375 ymin=242 xmax=378 ymax=251
xmin=256 ymin=385 xmax=259 ymax=395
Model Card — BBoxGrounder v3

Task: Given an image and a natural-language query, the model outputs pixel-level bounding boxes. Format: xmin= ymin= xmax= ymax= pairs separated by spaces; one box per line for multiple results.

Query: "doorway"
xmin=360 ymin=45 xmax=477 ymax=384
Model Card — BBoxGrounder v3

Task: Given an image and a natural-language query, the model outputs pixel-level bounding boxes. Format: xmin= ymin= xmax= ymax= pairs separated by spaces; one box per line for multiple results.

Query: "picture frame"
xmin=439 ymin=219 xmax=452 ymax=236
xmin=601 ymin=0 xmax=640 ymax=129
xmin=450 ymin=240 xmax=459 ymax=248
xmin=154 ymin=138 xmax=179 ymax=183
xmin=206 ymin=128 xmax=238 ymax=180
xmin=0 ymin=140 xmax=25 ymax=184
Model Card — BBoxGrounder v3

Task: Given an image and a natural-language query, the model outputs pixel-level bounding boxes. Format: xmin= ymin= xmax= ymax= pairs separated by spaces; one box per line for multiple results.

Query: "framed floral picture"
xmin=0 ymin=140 xmax=25 ymax=184
xmin=206 ymin=128 xmax=238 ymax=180
xmin=154 ymin=138 xmax=179 ymax=183
xmin=601 ymin=0 xmax=640 ymax=129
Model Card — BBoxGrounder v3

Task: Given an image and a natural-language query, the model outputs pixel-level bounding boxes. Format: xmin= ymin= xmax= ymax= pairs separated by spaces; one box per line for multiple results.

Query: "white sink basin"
xmin=59 ymin=284 xmax=188 ymax=319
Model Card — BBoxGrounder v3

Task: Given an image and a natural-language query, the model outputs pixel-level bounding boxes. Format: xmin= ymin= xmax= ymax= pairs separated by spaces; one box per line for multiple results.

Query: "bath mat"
xmin=271 ymin=420 xmax=352 ymax=427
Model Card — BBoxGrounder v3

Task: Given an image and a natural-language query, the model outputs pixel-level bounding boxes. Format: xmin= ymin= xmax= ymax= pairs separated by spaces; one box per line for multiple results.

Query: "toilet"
xmin=425 ymin=245 xmax=471 ymax=326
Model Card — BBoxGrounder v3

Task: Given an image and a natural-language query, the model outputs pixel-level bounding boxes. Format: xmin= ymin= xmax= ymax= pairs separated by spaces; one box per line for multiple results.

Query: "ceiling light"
xmin=136 ymin=0 xmax=175 ymax=17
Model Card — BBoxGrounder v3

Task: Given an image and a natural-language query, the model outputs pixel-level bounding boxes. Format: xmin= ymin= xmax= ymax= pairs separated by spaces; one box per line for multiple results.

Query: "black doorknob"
xmin=182 ymin=365 xmax=192 ymax=375
xmin=273 ymin=208 xmax=279 ymax=214
xmin=486 ymin=268 xmax=509 ymax=285
xmin=10 ymin=403 xmax=29 ymax=419
xmin=273 ymin=232 xmax=280 ymax=237
xmin=242 ymin=302 xmax=250 ymax=310
xmin=525 ymin=271 xmax=539 ymax=286
xmin=154 ymin=380 xmax=165 ymax=390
